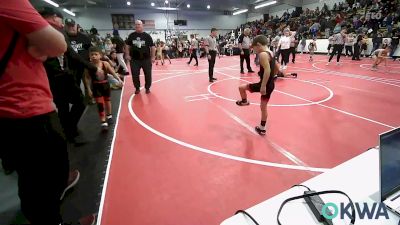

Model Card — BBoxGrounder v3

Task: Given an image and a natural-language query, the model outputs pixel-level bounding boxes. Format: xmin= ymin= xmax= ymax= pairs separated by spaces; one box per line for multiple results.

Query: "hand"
xmin=260 ymin=86 xmax=267 ymax=96
xmin=118 ymin=79 xmax=124 ymax=86
xmin=125 ymin=56 xmax=131 ymax=61
xmin=240 ymin=51 xmax=244 ymax=55
xmin=87 ymin=90 xmax=93 ymax=98
xmin=207 ymin=55 xmax=211 ymax=60
xmin=103 ymin=55 xmax=110 ymax=61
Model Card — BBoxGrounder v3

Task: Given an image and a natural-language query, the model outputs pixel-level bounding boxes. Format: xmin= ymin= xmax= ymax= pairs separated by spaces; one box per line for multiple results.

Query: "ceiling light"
xmin=207 ymin=5 xmax=210 ymax=9
xmin=165 ymin=0 xmax=168 ymax=3
xmin=156 ymin=7 xmax=178 ymax=10
xmin=254 ymin=0 xmax=277 ymax=9
xmin=43 ymin=0 xmax=59 ymax=7
xmin=127 ymin=1 xmax=131 ymax=5
xmin=187 ymin=4 xmax=190 ymax=8
xmin=151 ymin=2 xmax=155 ymax=6
xmin=63 ymin=8 xmax=75 ymax=16
xmin=232 ymin=9 xmax=248 ymax=15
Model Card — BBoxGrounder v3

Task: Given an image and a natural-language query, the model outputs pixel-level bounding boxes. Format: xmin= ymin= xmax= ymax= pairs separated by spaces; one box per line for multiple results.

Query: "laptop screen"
xmin=380 ymin=127 xmax=400 ymax=201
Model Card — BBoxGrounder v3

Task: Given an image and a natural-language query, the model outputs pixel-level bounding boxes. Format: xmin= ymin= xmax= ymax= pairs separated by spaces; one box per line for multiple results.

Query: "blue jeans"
xmin=371 ymin=42 xmax=380 ymax=55
xmin=390 ymin=44 xmax=398 ymax=59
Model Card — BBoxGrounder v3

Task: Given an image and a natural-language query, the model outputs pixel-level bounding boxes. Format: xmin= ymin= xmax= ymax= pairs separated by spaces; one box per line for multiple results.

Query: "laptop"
xmin=380 ymin=127 xmax=400 ymax=216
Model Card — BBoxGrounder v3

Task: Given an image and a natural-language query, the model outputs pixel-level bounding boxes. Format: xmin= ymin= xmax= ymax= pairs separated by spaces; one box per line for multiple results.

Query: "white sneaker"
xmin=107 ymin=114 xmax=112 ymax=120
xmin=101 ymin=122 xmax=109 ymax=128
xmin=326 ymin=62 xmax=330 ymax=65
xmin=279 ymin=65 xmax=283 ymax=70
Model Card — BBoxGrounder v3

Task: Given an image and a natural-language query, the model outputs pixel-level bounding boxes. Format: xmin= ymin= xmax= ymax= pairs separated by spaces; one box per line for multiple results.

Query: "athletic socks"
xmin=260 ymin=121 xmax=266 ymax=130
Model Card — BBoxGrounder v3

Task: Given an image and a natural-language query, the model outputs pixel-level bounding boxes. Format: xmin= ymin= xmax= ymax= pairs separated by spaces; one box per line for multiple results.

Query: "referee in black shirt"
xmin=126 ymin=20 xmax=156 ymax=94
xmin=205 ymin=28 xmax=219 ymax=82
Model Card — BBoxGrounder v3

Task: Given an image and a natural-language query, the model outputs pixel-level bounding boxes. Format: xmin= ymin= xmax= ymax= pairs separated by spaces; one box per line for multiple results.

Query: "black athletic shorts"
xmin=93 ymin=82 xmax=111 ymax=98
xmin=248 ymin=82 xmax=274 ymax=100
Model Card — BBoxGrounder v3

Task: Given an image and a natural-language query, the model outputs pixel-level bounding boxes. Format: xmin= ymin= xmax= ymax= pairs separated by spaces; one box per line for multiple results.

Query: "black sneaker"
xmin=146 ymin=89 xmax=151 ymax=94
xmin=123 ymin=71 xmax=130 ymax=76
xmin=292 ymin=73 xmax=298 ymax=78
xmin=240 ymin=70 xmax=245 ymax=74
xmin=248 ymin=70 xmax=255 ymax=73
xmin=255 ymin=126 xmax=266 ymax=136
xmin=212 ymin=78 xmax=217 ymax=81
xmin=194 ymin=64 xmax=198 ymax=66
xmin=236 ymin=100 xmax=250 ymax=106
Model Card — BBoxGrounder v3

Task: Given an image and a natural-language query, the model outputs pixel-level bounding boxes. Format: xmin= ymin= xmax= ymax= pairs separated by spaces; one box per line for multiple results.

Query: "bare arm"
xmin=151 ymin=46 xmax=156 ymax=59
xmin=260 ymin=53 xmax=271 ymax=89
xmin=125 ymin=45 xmax=130 ymax=57
xmin=26 ymin=25 xmax=67 ymax=57
xmin=83 ymin=69 xmax=92 ymax=96
xmin=104 ymin=61 xmax=122 ymax=82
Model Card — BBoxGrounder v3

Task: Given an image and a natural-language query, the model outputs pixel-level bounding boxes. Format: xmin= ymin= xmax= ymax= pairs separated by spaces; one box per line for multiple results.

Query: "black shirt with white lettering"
xmin=68 ymin=32 xmax=91 ymax=60
xmin=125 ymin=32 xmax=155 ymax=60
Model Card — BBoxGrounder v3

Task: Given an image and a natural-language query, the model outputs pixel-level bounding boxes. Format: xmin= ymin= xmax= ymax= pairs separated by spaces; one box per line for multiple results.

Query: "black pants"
xmin=240 ymin=49 xmax=252 ymax=72
xmin=289 ymin=47 xmax=296 ymax=63
xmin=52 ymin=75 xmax=86 ymax=140
xmin=0 ymin=112 xmax=69 ymax=225
xmin=72 ymin=65 xmax=84 ymax=88
xmin=352 ymin=44 xmax=360 ymax=60
xmin=280 ymin=49 xmax=291 ymax=66
xmin=328 ymin=44 xmax=344 ymax=62
xmin=131 ymin=58 xmax=152 ymax=90
xmin=208 ymin=50 xmax=217 ymax=80
xmin=345 ymin=45 xmax=353 ymax=56
xmin=188 ymin=49 xmax=198 ymax=65
xmin=275 ymin=49 xmax=281 ymax=61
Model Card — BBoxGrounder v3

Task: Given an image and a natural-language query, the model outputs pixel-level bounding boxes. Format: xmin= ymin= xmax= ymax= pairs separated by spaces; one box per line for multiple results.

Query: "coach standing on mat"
xmin=204 ymin=28 xmax=219 ymax=82
xmin=238 ymin=28 xmax=255 ymax=74
xmin=126 ymin=20 xmax=155 ymax=94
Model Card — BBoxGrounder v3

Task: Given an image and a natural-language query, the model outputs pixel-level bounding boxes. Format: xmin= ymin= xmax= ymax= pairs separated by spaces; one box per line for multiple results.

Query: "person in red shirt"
xmin=0 ymin=2 xmax=94 ymax=225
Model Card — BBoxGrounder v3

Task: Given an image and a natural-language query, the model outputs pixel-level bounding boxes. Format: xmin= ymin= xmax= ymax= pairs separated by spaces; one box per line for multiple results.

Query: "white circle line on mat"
xmin=128 ymin=72 xmax=330 ymax=173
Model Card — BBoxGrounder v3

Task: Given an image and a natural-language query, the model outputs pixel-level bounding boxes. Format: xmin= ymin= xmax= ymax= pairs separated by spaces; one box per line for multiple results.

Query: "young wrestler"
xmin=84 ymin=47 xmax=123 ymax=129
xmin=308 ymin=37 xmax=317 ymax=61
xmin=236 ymin=35 xmax=276 ymax=135
xmin=371 ymin=46 xmax=392 ymax=70
xmin=155 ymin=42 xmax=164 ymax=65
xmin=161 ymin=42 xmax=172 ymax=64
